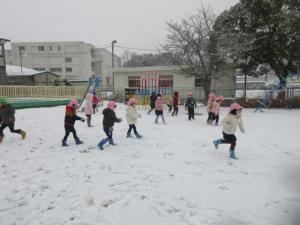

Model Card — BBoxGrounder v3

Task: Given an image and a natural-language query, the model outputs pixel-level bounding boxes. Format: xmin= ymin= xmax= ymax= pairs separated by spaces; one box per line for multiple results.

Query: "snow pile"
xmin=6 ymin=65 xmax=44 ymax=76
xmin=0 ymin=104 xmax=299 ymax=225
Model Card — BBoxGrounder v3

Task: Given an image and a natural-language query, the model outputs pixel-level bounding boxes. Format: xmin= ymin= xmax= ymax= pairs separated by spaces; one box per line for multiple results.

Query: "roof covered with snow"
xmin=6 ymin=65 xmax=46 ymax=76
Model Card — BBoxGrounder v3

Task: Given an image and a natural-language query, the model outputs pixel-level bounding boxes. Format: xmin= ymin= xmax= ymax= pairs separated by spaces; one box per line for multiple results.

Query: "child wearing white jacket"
xmin=126 ymin=98 xmax=143 ymax=139
xmin=213 ymin=103 xmax=245 ymax=159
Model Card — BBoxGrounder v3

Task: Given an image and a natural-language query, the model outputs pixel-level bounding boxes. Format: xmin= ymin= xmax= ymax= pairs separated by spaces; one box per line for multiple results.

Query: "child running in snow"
xmin=213 ymin=103 xmax=245 ymax=159
xmin=167 ymin=96 xmax=173 ymax=113
xmin=62 ymin=99 xmax=85 ymax=146
xmin=147 ymin=92 xmax=157 ymax=115
xmin=209 ymin=95 xmax=224 ymax=126
xmin=0 ymin=97 xmax=26 ymax=144
xmin=207 ymin=93 xmax=215 ymax=124
xmin=92 ymin=91 xmax=99 ymax=113
xmin=126 ymin=98 xmax=142 ymax=139
xmin=155 ymin=94 xmax=165 ymax=124
xmin=185 ymin=92 xmax=196 ymax=120
xmin=98 ymin=101 xmax=122 ymax=150
xmin=85 ymin=92 xmax=94 ymax=127
xmin=172 ymin=91 xmax=179 ymax=116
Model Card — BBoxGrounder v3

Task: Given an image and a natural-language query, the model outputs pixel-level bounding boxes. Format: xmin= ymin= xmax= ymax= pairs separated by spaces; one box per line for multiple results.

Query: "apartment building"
xmin=6 ymin=41 xmax=120 ymax=87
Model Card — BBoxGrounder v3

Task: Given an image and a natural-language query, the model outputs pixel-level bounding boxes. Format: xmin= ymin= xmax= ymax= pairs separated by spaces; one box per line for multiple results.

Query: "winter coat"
xmin=92 ymin=95 xmax=99 ymax=105
xmin=126 ymin=105 xmax=139 ymax=125
xmin=207 ymin=100 xmax=213 ymax=113
xmin=64 ymin=105 xmax=82 ymax=127
xmin=102 ymin=108 xmax=120 ymax=128
xmin=221 ymin=113 xmax=245 ymax=135
xmin=150 ymin=94 xmax=157 ymax=108
xmin=185 ymin=97 xmax=196 ymax=109
xmin=0 ymin=104 xmax=15 ymax=124
xmin=85 ymin=93 xmax=94 ymax=115
xmin=155 ymin=98 xmax=164 ymax=111
xmin=211 ymin=101 xmax=220 ymax=115
xmin=173 ymin=95 xmax=179 ymax=106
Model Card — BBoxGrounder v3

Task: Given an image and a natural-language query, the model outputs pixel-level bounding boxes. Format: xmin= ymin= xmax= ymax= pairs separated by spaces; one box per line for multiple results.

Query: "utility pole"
xmin=112 ymin=40 xmax=117 ymax=90
xmin=19 ymin=46 xmax=24 ymax=72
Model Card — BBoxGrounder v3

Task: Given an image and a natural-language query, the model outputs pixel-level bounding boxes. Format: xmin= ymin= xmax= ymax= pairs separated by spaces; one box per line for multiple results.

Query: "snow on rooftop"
xmin=6 ymin=65 xmax=45 ymax=76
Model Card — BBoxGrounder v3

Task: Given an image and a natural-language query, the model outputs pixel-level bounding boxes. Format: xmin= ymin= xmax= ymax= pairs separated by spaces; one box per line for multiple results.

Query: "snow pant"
xmin=207 ymin=112 xmax=214 ymax=123
xmin=212 ymin=114 xmax=219 ymax=124
xmin=0 ymin=123 xmax=22 ymax=137
xmin=172 ymin=105 xmax=178 ymax=116
xmin=93 ymin=104 xmax=97 ymax=113
xmin=127 ymin=124 xmax=138 ymax=135
xmin=188 ymin=108 xmax=195 ymax=120
xmin=103 ymin=127 xmax=113 ymax=140
xmin=86 ymin=115 xmax=92 ymax=127
xmin=167 ymin=104 xmax=172 ymax=112
xmin=62 ymin=125 xmax=79 ymax=142
xmin=155 ymin=110 xmax=165 ymax=123
xmin=222 ymin=132 xmax=236 ymax=151
xmin=148 ymin=105 xmax=155 ymax=115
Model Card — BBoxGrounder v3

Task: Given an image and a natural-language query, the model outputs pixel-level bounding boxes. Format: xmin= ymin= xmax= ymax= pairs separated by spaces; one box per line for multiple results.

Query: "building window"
xmin=49 ymin=46 xmax=53 ymax=51
xmin=66 ymin=68 xmax=72 ymax=72
xmin=128 ymin=76 xmax=141 ymax=88
xmin=57 ymin=46 xmax=61 ymax=51
xmin=38 ymin=46 xmax=45 ymax=51
xmin=159 ymin=75 xmax=173 ymax=94
xmin=50 ymin=68 xmax=62 ymax=73
xmin=91 ymin=61 xmax=95 ymax=71
xmin=34 ymin=67 xmax=45 ymax=71
xmin=65 ymin=57 xmax=72 ymax=63
xmin=91 ymin=48 xmax=95 ymax=58
xmin=195 ymin=78 xmax=202 ymax=87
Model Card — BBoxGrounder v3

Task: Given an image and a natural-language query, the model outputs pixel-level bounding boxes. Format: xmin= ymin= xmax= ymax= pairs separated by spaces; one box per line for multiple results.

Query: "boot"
xmin=20 ymin=130 xmax=26 ymax=139
xmin=62 ymin=140 xmax=68 ymax=147
xmin=135 ymin=133 xmax=143 ymax=139
xmin=109 ymin=138 xmax=117 ymax=145
xmin=0 ymin=135 xmax=3 ymax=144
xmin=98 ymin=138 xmax=108 ymax=150
xmin=127 ymin=132 xmax=132 ymax=138
xmin=87 ymin=116 xmax=93 ymax=127
xmin=75 ymin=138 xmax=83 ymax=145
xmin=213 ymin=139 xmax=222 ymax=149
xmin=229 ymin=149 xmax=238 ymax=159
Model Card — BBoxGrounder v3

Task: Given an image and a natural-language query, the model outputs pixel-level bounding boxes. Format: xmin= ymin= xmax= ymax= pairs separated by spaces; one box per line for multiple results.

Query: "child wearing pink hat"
xmin=155 ymin=94 xmax=166 ymax=124
xmin=185 ymin=92 xmax=196 ymax=120
xmin=207 ymin=93 xmax=215 ymax=124
xmin=213 ymin=103 xmax=245 ymax=159
xmin=98 ymin=101 xmax=122 ymax=150
xmin=209 ymin=95 xmax=224 ymax=125
xmin=62 ymin=99 xmax=85 ymax=146
xmin=126 ymin=98 xmax=142 ymax=138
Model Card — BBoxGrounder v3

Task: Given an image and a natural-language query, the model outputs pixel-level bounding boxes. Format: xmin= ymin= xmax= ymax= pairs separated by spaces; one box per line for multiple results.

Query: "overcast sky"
xmin=1 ymin=0 xmax=238 ymax=56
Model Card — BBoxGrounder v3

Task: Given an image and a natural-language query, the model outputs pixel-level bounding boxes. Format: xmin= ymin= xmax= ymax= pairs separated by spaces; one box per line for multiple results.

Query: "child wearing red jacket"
xmin=172 ymin=91 xmax=179 ymax=116
xmin=62 ymin=99 xmax=85 ymax=147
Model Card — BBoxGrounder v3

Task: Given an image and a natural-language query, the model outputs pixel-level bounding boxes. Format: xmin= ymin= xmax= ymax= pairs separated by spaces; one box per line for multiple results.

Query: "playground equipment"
xmin=255 ymin=72 xmax=300 ymax=112
xmin=79 ymin=76 xmax=102 ymax=109
xmin=124 ymin=70 xmax=174 ymax=109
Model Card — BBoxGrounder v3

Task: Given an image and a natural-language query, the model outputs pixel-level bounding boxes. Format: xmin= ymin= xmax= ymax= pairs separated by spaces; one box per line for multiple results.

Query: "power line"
xmin=115 ymin=45 xmax=165 ymax=52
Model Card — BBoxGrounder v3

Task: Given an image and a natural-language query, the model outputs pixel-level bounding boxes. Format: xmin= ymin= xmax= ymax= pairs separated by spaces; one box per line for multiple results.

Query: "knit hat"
xmin=67 ymin=99 xmax=80 ymax=108
xmin=0 ymin=97 xmax=7 ymax=105
xmin=208 ymin=93 xmax=215 ymax=101
xmin=127 ymin=98 xmax=137 ymax=106
xmin=107 ymin=101 xmax=117 ymax=110
xmin=230 ymin=103 xmax=242 ymax=111
xmin=188 ymin=92 xmax=193 ymax=96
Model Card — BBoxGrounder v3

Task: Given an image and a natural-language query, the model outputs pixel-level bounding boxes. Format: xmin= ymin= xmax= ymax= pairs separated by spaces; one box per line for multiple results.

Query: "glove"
xmin=109 ymin=127 xmax=114 ymax=132
xmin=81 ymin=118 xmax=86 ymax=122
xmin=117 ymin=118 xmax=122 ymax=123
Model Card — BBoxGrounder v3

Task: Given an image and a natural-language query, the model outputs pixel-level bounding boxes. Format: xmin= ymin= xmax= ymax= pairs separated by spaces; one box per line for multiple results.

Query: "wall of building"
xmin=6 ymin=72 xmax=59 ymax=86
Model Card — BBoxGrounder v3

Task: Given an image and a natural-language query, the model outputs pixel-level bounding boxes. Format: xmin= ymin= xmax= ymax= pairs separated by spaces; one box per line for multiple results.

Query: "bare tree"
xmin=163 ymin=6 xmax=224 ymax=102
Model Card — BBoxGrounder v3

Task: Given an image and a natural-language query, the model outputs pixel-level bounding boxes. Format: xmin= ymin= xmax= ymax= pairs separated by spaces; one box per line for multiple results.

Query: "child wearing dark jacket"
xmin=147 ymin=92 xmax=157 ymax=115
xmin=172 ymin=91 xmax=179 ymax=116
xmin=98 ymin=101 xmax=122 ymax=150
xmin=185 ymin=92 xmax=196 ymax=120
xmin=0 ymin=97 xmax=26 ymax=144
xmin=62 ymin=99 xmax=85 ymax=146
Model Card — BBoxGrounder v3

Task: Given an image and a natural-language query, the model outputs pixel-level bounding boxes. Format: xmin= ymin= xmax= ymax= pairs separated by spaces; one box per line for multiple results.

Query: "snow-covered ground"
xmin=1 ymin=104 xmax=300 ymax=225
